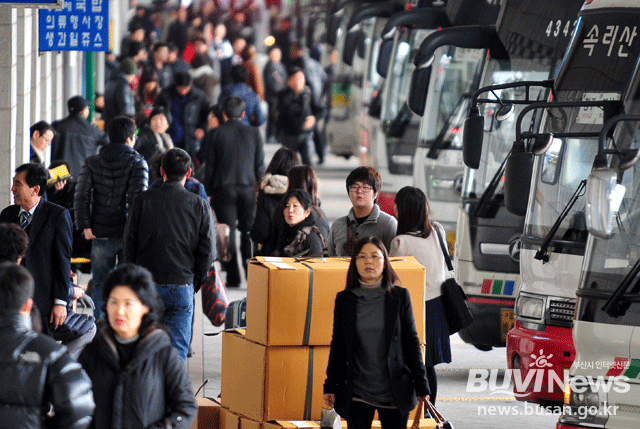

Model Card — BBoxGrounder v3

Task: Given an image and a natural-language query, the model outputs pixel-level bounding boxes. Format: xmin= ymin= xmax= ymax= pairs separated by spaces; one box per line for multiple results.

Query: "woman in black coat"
xmin=323 ymin=237 xmax=429 ymax=429
xmin=79 ymin=264 xmax=197 ymax=429
xmin=273 ymin=189 xmax=326 ymax=257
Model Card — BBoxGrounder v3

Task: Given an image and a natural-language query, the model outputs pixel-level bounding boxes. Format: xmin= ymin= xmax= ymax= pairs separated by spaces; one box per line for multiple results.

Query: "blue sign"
xmin=38 ymin=0 xmax=108 ymax=52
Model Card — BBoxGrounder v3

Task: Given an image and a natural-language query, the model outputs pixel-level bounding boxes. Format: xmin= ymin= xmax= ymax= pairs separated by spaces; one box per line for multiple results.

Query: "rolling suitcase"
xmin=224 ymin=298 xmax=246 ymax=329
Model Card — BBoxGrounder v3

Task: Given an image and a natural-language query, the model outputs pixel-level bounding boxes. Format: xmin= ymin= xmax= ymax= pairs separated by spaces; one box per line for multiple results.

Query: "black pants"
xmin=426 ymin=365 xmax=437 ymax=404
xmin=281 ymin=133 xmax=313 ymax=166
xmin=346 ymin=401 xmax=408 ymax=429
xmin=212 ymin=185 xmax=256 ymax=286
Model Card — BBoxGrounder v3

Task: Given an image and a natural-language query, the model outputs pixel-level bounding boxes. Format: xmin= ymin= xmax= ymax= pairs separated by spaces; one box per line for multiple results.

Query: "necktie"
xmin=20 ymin=211 xmax=30 ymax=229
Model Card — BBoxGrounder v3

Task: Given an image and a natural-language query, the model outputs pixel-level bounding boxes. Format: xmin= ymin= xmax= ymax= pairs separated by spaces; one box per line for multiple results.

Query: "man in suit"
xmin=0 ymin=163 xmax=72 ymax=333
xmin=197 ymin=96 xmax=264 ymax=286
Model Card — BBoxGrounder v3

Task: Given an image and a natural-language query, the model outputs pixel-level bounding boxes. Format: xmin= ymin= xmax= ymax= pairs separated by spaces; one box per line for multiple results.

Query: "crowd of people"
xmin=0 ymin=2 xmax=456 ymax=429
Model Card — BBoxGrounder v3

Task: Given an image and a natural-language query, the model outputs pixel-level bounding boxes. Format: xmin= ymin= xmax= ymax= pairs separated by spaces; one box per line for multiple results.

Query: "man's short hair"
xmin=30 ymin=121 xmax=54 ymax=139
xmin=67 ymin=96 xmax=89 ymax=115
xmin=153 ymin=41 xmax=168 ymax=52
xmin=174 ymin=71 xmax=192 ymax=87
xmin=167 ymin=42 xmax=179 ymax=53
xmin=162 ymin=148 xmax=192 ymax=181
xmin=223 ymin=96 xmax=246 ymax=120
xmin=15 ymin=163 xmax=48 ymax=197
xmin=127 ymin=41 xmax=146 ymax=58
xmin=231 ymin=64 xmax=248 ymax=84
xmin=346 ymin=166 xmax=382 ymax=194
xmin=108 ymin=116 xmax=137 ymax=146
xmin=0 ymin=262 xmax=34 ymax=315
xmin=288 ymin=66 xmax=304 ymax=77
xmin=0 ymin=223 xmax=28 ymax=263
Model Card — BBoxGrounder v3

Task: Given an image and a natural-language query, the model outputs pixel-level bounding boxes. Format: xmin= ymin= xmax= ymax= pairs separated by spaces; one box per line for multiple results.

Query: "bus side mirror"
xmin=586 ymin=169 xmax=626 ymax=239
xmin=407 ymin=68 xmax=431 ymax=116
xmin=505 ymin=143 xmax=533 ymax=216
xmin=376 ymin=39 xmax=394 ymax=78
xmin=343 ymin=30 xmax=359 ymax=66
xmin=462 ymin=108 xmax=484 ymax=169
xmin=531 ymin=133 xmax=555 ymax=156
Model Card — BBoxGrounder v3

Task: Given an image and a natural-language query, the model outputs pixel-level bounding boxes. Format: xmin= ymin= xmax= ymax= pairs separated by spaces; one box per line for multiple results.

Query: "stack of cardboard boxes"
xmin=219 ymin=257 xmax=435 ymax=429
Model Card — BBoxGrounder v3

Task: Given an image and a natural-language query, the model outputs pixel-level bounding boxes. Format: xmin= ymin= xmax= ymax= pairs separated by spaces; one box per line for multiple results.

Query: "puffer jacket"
xmin=79 ymin=322 xmax=197 ymax=429
xmin=250 ymin=174 xmax=288 ymax=254
xmin=0 ymin=314 xmax=94 ymax=429
xmin=74 ymin=143 xmax=149 ymax=238
xmin=104 ymin=70 xmax=136 ymax=127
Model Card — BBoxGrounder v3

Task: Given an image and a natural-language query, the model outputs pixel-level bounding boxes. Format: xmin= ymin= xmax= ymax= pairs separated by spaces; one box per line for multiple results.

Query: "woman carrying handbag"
xmin=389 ymin=186 xmax=452 ymax=404
xmin=323 ymin=236 xmax=430 ymax=429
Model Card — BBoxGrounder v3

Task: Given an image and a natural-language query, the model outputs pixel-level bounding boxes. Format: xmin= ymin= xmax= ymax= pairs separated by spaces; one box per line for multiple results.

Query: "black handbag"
xmin=434 ymin=226 xmax=473 ymax=335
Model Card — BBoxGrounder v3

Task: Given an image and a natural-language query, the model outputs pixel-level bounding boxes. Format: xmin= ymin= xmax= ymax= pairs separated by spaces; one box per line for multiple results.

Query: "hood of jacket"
xmin=260 ymin=173 xmax=288 ymax=194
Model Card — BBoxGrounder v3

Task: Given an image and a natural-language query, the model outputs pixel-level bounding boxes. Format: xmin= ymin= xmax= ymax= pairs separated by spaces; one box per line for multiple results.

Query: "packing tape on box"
xmin=304 ymin=347 xmax=314 ymax=421
xmin=300 ymin=262 xmax=314 ymax=346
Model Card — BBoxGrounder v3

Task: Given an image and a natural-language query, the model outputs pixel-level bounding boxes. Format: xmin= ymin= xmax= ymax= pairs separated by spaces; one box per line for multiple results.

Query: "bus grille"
xmin=548 ymin=299 xmax=576 ymax=327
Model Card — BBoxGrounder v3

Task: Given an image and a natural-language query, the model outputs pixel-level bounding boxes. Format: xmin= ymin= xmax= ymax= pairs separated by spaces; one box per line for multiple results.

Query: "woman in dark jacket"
xmin=273 ymin=189 xmax=326 ymax=257
xmin=251 ymin=147 xmax=300 ymax=255
xmin=323 ymin=237 xmax=429 ymax=429
xmin=287 ymin=165 xmax=330 ymax=241
xmin=79 ymin=264 xmax=197 ymax=429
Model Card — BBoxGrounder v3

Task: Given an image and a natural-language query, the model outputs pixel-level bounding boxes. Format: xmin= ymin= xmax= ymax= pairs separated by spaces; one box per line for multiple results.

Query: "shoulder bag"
xmin=434 ymin=226 xmax=473 ymax=335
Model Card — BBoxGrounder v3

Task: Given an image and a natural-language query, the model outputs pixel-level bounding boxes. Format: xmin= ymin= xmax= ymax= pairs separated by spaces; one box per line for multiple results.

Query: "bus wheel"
xmin=474 ymin=344 xmax=493 ymax=351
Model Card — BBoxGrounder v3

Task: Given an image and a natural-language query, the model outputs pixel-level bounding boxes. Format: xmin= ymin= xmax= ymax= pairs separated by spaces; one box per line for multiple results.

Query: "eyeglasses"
xmin=349 ymin=185 xmax=374 ymax=193
xmin=356 ymin=254 xmax=383 ymax=262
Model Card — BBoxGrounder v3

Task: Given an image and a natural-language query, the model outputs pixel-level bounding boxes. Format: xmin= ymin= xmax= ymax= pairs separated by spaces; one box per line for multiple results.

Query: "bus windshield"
xmin=419 ymin=47 xmax=486 ymax=150
xmin=382 ymin=28 xmax=432 ymax=175
xmin=576 ymin=124 xmax=640 ymax=326
xmin=462 ymin=58 xmax=551 ymax=199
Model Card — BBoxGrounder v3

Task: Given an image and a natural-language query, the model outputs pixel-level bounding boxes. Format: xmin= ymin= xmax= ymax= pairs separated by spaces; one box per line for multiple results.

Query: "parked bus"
xmin=411 ymin=0 xmax=584 ymax=350
xmin=502 ymin=0 xmax=640 ymax=405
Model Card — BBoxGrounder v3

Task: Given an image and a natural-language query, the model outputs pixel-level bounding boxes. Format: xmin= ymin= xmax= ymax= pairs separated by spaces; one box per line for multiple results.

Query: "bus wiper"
xmin=534 ymin=180 xmax=587 ymax=263
xmin=474 ymin=149 xmax=511 ymax=218
xmin=602 ymin=257 xmax=640 ymax=318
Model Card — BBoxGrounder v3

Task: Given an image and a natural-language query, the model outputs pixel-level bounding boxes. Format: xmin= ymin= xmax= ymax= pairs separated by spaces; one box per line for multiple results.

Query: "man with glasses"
xmin=74 ymin=116 xmax=148 ymax=319
xmin=328 ymin=166 xmax=397 ymax=256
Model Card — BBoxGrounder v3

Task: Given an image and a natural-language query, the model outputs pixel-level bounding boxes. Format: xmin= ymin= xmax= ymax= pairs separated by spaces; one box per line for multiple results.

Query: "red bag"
xmin=201 ymin=265 xmax=230 ymax=327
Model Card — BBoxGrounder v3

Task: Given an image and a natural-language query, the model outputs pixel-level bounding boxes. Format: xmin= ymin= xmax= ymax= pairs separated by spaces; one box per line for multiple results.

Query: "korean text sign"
xmin=39 ymin=0 xmax=108 ymax=52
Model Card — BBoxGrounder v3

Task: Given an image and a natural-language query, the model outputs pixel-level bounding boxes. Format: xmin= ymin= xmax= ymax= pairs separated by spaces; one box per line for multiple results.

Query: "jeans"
xmin=347 ymin=400 xmax=408 ymax=429
xmin=156 ymin=283 xmax=194 ymax=362
xmin=91 ymin=238 xmax=124 ymax=319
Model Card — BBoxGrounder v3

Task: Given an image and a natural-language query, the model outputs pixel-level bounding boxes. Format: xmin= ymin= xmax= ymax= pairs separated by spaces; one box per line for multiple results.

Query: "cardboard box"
xmin=245 ymin=257 xmax=425 ymax=346
xmin=221 ymin=331 xmax=330 ymax=422
xmin=189 ymin=397 xmax=221 ymax=429
xmin=264 ymin=419 xmax=436 ymax=429
xmin=220 ymin=408 xmax=239 ymax=429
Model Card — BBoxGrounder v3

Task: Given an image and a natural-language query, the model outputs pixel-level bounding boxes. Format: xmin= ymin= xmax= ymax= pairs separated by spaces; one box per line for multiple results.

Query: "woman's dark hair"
xmin=101 ymin=263 xmax=163 ymax=333
xmin=281 ymin=188 xmax=313 ymax=214
xmin=138 ymin=67 xmax=160 ymax=100
xmin=287 ymin=165 xmax=320 ymax=207
xmin=265 ymin=147 xmax=301 ymax=177
xmin=395 ymin=186 xmax=432 ymax=238
xmin=0 ymin=223 xmax=29 ymax=263
xmin=345 ymin=237 xmax=398 ymax=292
xmin=346 ymin=166 xmax=382 ymax=194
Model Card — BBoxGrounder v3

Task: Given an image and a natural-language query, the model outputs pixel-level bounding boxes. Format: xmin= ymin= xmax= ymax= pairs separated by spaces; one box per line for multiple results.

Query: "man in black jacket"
xmin=0 ymin=263 xmax=94 ymax=429
xmin=197 ymin=97 xmax=264 ymax=287
xmin=74 ymin=117 xmax=148 ymax=319
xmin=154 ymin=71 xmax=210 ymax=160
xmin=104 ymin=59 xmax=138 ymax=127
xmin=51 ymin=96 xmax=109 ymax=177
xmin=276 ymin=67 xmax=318 ymax=166
xmin=124 ymin=148 xmax=214 ymax=361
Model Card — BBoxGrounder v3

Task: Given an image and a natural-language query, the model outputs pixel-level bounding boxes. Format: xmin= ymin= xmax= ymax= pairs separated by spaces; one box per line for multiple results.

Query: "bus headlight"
xmin=559 ymin=377 xmax=610 ymax=427
xmin=516 ymin=295 xmax=543 ymax=320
